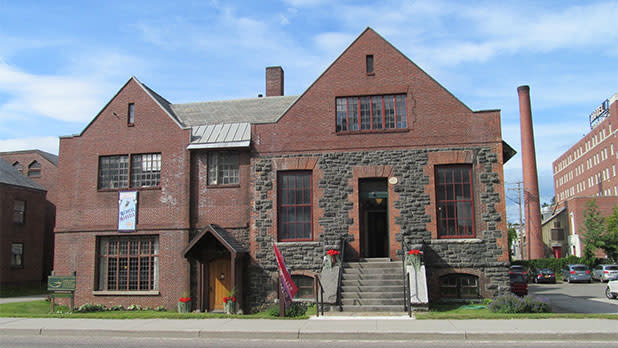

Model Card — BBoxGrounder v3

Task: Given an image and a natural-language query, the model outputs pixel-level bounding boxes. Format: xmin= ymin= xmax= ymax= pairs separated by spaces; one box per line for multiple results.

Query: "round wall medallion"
xmin=388 ymin=177 xmax=398 ymax=185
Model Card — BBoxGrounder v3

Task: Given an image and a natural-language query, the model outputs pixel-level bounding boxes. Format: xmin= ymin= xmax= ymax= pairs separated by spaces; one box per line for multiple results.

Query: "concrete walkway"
xmin=1 ymin=317 xmax=617 ymax=341
xmin=0 ymin=295 xmax=47 ymax=304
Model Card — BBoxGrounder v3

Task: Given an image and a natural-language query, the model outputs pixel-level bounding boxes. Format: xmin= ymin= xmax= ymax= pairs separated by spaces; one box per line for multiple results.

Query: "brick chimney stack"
xmin=266 ymin=66 xmax=284 ymax=97
xmin=517 ymin=85 xmax=544 ymax=260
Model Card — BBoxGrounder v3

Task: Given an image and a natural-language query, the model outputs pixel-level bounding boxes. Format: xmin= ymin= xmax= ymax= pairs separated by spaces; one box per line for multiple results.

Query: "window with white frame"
xmin=208 ymin=152 xmax=239 ymax=185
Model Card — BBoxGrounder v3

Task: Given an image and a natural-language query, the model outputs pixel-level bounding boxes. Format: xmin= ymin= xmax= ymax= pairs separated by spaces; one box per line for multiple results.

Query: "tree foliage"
xmin=580 ymin=200 xmax=618 ymax=263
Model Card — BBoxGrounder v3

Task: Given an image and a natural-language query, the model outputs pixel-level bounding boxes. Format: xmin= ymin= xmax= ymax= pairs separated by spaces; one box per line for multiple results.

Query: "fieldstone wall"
xmin=247 ymin=147 xmax=509 ymax=310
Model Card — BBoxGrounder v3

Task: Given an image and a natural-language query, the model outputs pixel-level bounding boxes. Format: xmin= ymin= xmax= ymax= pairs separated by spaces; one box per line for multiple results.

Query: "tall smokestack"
xmin=517 ymin=85 xmax=544 ymax=260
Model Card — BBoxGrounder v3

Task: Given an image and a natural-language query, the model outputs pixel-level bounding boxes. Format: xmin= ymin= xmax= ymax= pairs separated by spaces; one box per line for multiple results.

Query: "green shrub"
xmin=154 ymin=305 xmax=167 ymax=312
xmin=266 ymin=302 xmax=308 ymax=317
xmin=109 ymin=305 xmax=124 ymax=311
xmin=488 ymin=294 xmax=551 ymax=313
xmin=126 ymin=304 xmax=142 ymax=311
xmin=76 ymin=303 xmax=107 ymax=313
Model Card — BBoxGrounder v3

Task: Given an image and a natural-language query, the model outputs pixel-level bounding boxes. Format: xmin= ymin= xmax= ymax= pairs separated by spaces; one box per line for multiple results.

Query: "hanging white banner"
xmin=118 ymin=191 xmax=138 ymax=231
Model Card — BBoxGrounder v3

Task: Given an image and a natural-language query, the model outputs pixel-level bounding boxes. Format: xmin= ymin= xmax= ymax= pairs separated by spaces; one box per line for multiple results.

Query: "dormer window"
xmin=128 ymin=103 xmax=135 ymax=125
xmin=366 ymin=55 xmax=374 ymax=74
xmin=28 ymin=161 xmax=41 ymax=178
xmin=12 ymin=161 xmax=24 ymax=174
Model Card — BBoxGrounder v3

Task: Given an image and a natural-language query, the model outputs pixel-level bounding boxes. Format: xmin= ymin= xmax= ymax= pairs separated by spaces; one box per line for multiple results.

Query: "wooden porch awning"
xmin=183 ymin=224 xmax=248 ymax=259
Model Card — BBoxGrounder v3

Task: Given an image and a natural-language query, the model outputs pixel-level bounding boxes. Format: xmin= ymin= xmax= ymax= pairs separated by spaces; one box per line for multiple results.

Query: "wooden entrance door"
xmin=208 ymin=258 xmax=231 ymax=311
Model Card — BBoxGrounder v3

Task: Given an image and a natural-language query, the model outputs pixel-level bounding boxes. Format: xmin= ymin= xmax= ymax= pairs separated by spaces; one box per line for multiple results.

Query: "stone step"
xmin=342 ymin=267 xmax=402 ymax=275
xmin=341 ymin=279 xmax=403 ymax=287
xmin=340 ymin=305 xmax=406 ymax=312
xmin=341 ymin=291 xmax=402 ymax=299
xmin=344 ymin=262 xmax=403 ymax=269
xmin=342 ymin=272 xmax=403 ymax=280
xmin=341 ymin=285 xmax=404 ymax=293
xmin=358 ymin=258 xmax=391 ymax=263
xmin=341 ymin=298 xmax=404 ymax=306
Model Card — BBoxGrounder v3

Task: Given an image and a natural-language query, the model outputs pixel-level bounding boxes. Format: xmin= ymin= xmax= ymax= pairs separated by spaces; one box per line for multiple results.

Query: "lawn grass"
xmin=414 ymin=303 xmax=618 ymax=320
xmin=0 ymin=300 xmax=314 ymax=319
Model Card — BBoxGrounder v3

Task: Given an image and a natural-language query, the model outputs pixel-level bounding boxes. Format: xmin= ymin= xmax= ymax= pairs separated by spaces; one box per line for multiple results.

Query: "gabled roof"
xmin=0 ymin=158 xmax=46 ymax=191
xmin=171 ymin=95 xmax=298 ymax=127
xmin=183 ymin=224 xmax=248 ymax=258
xmin=0 ymin=149 xmax=58 ymax=166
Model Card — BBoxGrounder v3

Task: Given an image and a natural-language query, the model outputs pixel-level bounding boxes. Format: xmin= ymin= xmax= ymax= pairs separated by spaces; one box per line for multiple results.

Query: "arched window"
xmin=291 ymin=274 xmax=314 ymax=300
xmin=439 ymin=274 xmax=479 ymax=299
xmin=28 ymin=161 xmax=41 ymax=178
xmin=12 ymin=161 xmax=24 ymax=174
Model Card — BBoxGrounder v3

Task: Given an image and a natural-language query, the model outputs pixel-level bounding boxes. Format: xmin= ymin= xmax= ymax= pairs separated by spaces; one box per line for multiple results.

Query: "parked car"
xmin=606 ymin=275 xmax=618 ymax=299
xmin=562 ymin=264 xmax=591 ymax=283
xmin=532 ymin=268 xmax=556 ymax=284
xmin=510 ymin=273 xmax=528 ymax=296
xmin=592 ymin=264 xmax=618 ymax=282
xmin=509 ymin=265 xmax=528 ymax=283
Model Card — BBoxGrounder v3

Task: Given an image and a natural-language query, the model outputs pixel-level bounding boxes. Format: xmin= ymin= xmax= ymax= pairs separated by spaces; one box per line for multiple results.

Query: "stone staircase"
xmin=339 ymin=258 xmax=406 ymax=312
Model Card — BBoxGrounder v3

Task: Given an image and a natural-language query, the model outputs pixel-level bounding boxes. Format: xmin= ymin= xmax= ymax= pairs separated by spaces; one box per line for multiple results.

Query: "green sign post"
xmin=47 ymin=272 xmax=76 ymax=312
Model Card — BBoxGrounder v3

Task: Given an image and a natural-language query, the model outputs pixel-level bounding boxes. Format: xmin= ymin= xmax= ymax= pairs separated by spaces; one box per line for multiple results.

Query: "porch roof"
xmin=183 ymin=224 xmax=248 ymax=258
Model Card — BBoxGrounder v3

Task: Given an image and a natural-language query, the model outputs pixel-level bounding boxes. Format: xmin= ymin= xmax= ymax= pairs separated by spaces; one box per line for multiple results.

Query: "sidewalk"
xmin=1 ymin=316 xmax=617 ymax=341
xmin=0 ymin=295 xmax=47 ymax=304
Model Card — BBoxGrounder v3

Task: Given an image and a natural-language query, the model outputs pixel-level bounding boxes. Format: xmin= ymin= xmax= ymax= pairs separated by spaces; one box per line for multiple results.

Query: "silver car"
xmin=592 ymin=264 xmax=618 ymax=282
xmin=562 ymin=264 xmax=591 ymax=283
xmin=606 ymin=275 xmax=618 ymax=299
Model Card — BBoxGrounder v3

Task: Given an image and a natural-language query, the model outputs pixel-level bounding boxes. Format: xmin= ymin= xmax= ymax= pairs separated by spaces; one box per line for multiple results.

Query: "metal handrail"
xmin=336 ymin=236 xmax=346 ymax=312
xmin=406 ymin=272 xmax=412 ymax=317
xmin=314 ymin=274 xmax=324 ymax=316
xmin=401 ymin=238 xmax=408 ymax=313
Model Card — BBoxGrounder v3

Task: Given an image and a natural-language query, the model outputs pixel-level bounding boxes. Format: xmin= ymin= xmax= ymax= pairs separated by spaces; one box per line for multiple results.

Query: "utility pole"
xmin=508 ymin=182 xmax=525 ymax=260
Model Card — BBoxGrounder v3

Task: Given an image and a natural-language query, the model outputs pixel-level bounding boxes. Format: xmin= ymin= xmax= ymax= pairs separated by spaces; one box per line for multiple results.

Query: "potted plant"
xmin=325 ymin=249 xmax=340 ymax=269
xmin=177 ymin=294 xmax=191 ymax=313
xmin=406 ymin=249 xmax=423 ymax=271
xmin=223 ymin=288 xmax=237 ymax=314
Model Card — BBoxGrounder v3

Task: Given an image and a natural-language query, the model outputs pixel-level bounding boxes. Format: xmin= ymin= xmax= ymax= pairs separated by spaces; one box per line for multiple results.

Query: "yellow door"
xmin=208 ymin=258 xmax=231 ymax=311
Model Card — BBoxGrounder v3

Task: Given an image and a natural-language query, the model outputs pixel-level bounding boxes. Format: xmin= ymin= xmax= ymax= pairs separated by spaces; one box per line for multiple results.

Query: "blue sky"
xmin=1 ymin=0 xmax=617 ymax=222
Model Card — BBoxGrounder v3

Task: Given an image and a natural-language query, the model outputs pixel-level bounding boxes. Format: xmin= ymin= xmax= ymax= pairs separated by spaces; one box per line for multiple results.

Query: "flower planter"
xmin=224 ymin=301 xmax=236 ymax=314
xmin=177 ymin=300 xmax=191 ymax=313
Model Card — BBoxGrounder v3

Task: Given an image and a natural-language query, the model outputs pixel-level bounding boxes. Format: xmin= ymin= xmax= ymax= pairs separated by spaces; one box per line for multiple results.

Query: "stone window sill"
xmin=430 ymin=238 xmax=483 ymax=244
xmin=276 ymin=241 xmax=321 ymax=247
xmin=93 ymin=290 xmax=160 ymax=296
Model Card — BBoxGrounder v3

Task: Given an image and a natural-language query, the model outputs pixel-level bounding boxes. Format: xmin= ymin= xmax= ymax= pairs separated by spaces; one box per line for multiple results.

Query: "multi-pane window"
xmin=13 ymin=200 xmax=25 ymax=224
xmin=97 ymin=236 xmax=159 ymax=291
xmin=28 ymin=161 xmax=41 ymax=177
xmin=278 ymin=171 xmax=312 ymax=241
xmin=98 ymin=153 xmax=161 ymax=190
xmin=208 ymin=152 xmax=239 ymax=185
xmin=439 ymin=274 xmax=479 ymax=299
xmin=436 ymin=165 xmax=475 ymax=238
xmin=11 ymin=243 xmax=24 ymax=267
xmin=336 ymin=94 xmax=406 ymax=132
xmin=292 ymin=275 xmax=314 ymax=299
xmin=131 ymin=153 xmax=161 ymax=187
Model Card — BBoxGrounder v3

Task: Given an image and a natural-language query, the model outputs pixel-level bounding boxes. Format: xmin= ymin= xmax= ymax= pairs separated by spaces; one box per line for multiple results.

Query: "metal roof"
xmin=188 ymin=122 xmax=251 ymax=149
xmin=0 ymin=158 xmax=46 ymax=191
xmin=171 ymin=95 xmax=298 ymax=127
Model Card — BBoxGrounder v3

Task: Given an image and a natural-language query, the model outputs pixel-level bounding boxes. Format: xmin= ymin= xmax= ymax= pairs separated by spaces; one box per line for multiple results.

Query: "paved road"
xmin=0 ymin=336 xmax=613 ymax=348
xmin=0 ymin=295 xmax=47 ymax=304
xmin=529 ymin=280 xmax=618 ymax=313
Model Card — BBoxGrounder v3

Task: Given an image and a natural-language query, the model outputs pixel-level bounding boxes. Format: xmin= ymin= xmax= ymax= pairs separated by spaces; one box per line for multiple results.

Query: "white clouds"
xmin=0 ymin=61 xmax=106 ymax=123
xmin=0 ymin=136 xmax=59 ymax=155
xmin=313 ymin=32 xmax=355 ymax=54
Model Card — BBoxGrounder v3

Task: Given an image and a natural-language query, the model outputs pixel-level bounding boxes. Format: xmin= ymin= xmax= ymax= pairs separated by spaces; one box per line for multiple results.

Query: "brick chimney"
xmin=517 ymin=85 xmax=544 ymax=260
xmin=266 ymin=66 xmax=284 ymax=97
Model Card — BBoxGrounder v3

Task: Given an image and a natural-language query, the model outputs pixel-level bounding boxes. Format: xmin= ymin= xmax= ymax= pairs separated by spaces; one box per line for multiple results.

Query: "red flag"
xmin=274 ymin=243 xmax=298 ymax=300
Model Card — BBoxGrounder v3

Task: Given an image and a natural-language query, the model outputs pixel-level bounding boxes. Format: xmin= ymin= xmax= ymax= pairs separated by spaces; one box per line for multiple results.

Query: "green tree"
xmin=579 ymin=200 xmax=604 ymax=265
xmin=507 ymin=226 xmax=518 ymax=261
xmin=602 ymin=205 xmax=618 ymax=262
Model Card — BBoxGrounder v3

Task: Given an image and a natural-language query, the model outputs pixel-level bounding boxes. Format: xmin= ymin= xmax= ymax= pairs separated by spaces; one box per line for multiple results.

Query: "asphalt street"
xmin=529 ymin=281 xmax=618 ymax=314
xmin=0 ymin=336 xmax=613 ymax=348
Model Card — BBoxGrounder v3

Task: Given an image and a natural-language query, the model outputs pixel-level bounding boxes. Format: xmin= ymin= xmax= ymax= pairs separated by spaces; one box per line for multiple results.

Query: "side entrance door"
xmin=208 ymin=258 xmax=231 ymax=311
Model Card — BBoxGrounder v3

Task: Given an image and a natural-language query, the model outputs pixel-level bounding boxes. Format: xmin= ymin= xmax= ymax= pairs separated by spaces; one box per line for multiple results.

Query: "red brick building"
xmin=0 ymin=158 xmax=55 ymax=288
xmin=546 ymin=93 xmax=618 ymax=257
xmin=55 ymin=28 xmax=513 ymax=312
